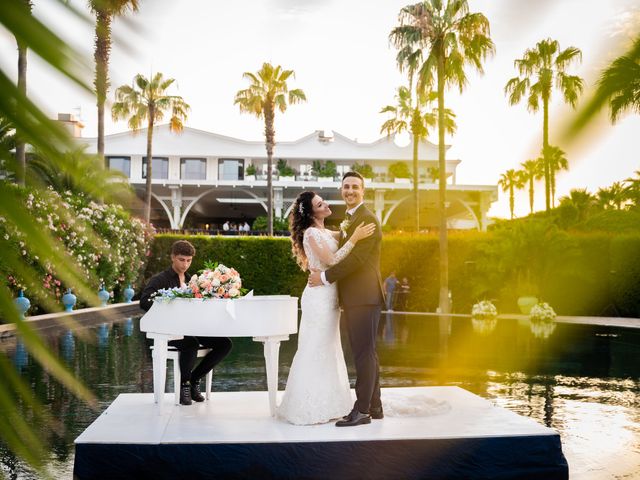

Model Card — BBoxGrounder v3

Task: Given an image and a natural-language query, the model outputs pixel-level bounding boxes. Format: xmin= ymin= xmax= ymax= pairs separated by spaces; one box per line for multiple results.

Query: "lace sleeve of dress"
xmin=304 ymin=228 xmax=354 ymax=267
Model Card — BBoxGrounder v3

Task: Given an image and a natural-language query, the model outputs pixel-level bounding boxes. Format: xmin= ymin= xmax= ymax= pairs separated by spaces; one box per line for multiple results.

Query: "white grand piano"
xmin=140 ymin=294 xmax=298 ymax=416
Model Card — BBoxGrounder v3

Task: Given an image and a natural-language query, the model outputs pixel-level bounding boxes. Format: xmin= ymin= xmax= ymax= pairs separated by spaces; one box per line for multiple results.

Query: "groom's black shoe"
xmin=335 ymin=409 xmax=371 ymax=427
xmin=369 ymin=406 xmax=384 ymax=419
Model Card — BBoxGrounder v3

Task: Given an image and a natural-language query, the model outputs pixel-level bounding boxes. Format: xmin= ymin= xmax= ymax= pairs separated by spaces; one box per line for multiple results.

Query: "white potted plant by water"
xmin=471 ymin=299 xmax=498 ymax=335
xmin=529 ymin=301 xmax=557 ymax=339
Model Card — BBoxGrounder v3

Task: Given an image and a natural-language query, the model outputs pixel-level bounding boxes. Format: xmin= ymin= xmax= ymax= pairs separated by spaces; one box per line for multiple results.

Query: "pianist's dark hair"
xmin=289 ymin=191 xmax=316 ymax=271
xmin=171 ymin=240 xmax=195 ymax=257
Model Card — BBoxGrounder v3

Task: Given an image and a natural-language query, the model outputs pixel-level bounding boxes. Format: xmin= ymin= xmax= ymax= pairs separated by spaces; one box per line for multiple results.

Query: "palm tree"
xmin=112 ymin=72 xmax=190 ymax=223
xmin=89 ymin=0 xmax=139 ymax=162
xmin=542 ymin=145 xmax=568 ymax=207
xmin=14 ymin=0 xmax=32 ymax=186
xmin=558 ymin=188 xmax=595 ymax=222
xmin=596 ymin=182 xmax=626 ymax=210
xmin=623 ymin=170 xmax=640 ymax=208
xmin=518 ymin=159 xmax=543 ymax=214
xmin=505 ymin=38 xmax=584 ymax=212
xmin=498 ymin=169 xmax=522 ymax=219
xmin=569 ymin=36 xmax=640 ymax=133
xmin=380 ymin=85 xmax=456 ymax=231
xmin=389 ymin=0 xmax=494 ymax=313
xmin=234 ymin=62 xmax=306 ymax=236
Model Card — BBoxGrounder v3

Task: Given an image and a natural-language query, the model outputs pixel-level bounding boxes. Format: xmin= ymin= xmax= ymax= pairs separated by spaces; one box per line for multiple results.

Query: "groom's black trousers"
xmin=168 ymin=336 xmax=232 ymax=384
xmin=343 ymin=305 xmax=382 ymax=413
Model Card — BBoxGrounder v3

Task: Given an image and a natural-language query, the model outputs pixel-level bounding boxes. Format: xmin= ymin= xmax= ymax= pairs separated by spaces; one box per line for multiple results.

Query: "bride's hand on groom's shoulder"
xmin=350 ymin=222 xmax=376 ymax=243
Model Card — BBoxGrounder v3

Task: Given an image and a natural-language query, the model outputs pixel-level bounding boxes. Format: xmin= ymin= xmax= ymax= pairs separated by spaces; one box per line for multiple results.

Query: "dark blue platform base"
xmin=73 ymin=389 xmax=568 ymax=480
xmin=75 ymin=435 xmax=568 ymax=480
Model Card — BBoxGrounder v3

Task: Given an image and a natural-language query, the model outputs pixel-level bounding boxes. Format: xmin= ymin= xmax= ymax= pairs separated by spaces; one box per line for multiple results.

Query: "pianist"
xmin=140 ymin=240 xmax=233 ymax=405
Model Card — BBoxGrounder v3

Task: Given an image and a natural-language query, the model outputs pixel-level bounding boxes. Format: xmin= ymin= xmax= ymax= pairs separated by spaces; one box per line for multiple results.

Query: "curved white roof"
xmin=82 ymin=125 xmax=452 ymax=162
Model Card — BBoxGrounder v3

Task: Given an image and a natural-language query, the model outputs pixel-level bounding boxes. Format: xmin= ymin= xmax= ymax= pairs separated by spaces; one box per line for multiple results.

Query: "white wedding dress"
xmin=277 ymin=227 xmax=353 ymax=425
xmin=277 ymin=227 xmax=450 ymax=425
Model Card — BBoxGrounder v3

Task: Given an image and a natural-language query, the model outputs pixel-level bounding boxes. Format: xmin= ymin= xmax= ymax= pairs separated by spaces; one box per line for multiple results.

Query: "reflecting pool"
xmin=0 ymin=313 xmax=638 ymax=479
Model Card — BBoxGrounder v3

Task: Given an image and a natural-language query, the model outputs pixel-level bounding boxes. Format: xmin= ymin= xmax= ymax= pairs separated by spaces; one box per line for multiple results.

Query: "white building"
xmin=79 ymin=120 xmax=497 ymax=231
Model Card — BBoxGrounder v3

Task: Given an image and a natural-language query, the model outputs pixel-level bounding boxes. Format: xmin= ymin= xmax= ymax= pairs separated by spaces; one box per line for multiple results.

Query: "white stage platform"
xmin=74 ymin=387 xmax=568 ymax=479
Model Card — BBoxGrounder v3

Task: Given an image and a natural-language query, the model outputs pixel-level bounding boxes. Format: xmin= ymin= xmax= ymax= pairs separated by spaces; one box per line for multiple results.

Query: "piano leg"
xmin=255 ymin=335 xmax=289 ymax=417
xmin=151 ymin=336 xmax=168 ymax=404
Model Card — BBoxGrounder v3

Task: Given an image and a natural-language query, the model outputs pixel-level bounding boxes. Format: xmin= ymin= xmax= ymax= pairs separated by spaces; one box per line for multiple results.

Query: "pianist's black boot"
xmin=190 ymin=381 xmax=205 ymax=402
xmin=180 ymin=381 xmax=192 ymax=406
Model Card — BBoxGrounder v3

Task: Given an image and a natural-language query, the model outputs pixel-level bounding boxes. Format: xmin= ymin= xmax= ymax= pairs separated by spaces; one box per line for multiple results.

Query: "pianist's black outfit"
xmin=140 ymin=267 xmax=232 ymax=403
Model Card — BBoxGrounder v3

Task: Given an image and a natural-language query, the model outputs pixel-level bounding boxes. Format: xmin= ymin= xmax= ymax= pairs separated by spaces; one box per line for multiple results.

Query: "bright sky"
xmin=1 ymin=0 xmax=639 ymax=218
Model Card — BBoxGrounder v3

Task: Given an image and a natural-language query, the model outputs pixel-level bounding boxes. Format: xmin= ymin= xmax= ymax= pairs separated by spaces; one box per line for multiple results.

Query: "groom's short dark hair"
xmin=343 ymin=171 xmax=364 ymax=186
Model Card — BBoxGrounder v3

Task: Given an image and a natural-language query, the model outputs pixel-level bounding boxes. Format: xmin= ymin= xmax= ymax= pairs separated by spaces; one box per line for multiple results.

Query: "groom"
xmin=308 ymin=171 xmax=385 ymax=427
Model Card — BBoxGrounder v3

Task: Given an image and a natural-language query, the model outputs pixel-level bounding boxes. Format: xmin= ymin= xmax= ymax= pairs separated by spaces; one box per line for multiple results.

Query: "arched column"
xmin=382 ymin=194 xmax=412 ymax=226
xmin=151 ymin=192 xmax=178 ymax=228
xmin=454 ymin=198 xmax=481 ymax=231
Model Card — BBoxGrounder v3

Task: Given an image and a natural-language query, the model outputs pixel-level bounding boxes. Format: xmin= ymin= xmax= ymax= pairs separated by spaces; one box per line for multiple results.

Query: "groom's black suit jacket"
xmin=325 ymin=204 xmax=384 ymax=308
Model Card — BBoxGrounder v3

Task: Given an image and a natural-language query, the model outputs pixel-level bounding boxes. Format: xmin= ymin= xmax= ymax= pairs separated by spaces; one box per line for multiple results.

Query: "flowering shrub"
xmin=1 ymin=185 xmax=154 ymax=313
xmin=529 ymin=302 xmax=556 ymax=322
xmin=471 ymin=300 xmax=498 ymax=319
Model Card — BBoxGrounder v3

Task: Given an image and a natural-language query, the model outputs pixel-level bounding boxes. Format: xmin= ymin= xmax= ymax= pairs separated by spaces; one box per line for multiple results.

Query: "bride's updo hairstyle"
xmin=289 ymin=190 xmax=316 ymax=271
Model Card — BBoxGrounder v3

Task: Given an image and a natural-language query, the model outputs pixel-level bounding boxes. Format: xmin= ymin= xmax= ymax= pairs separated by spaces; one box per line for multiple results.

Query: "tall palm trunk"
xmin=542 ymin=97 xmax=550 ymax=212
xmin=144 ymin=106 xmax=154 ymax=223
xmin=94 ymin=10 xmax=111 ymax=163
xmin=14 ymin=0 xmax=31 ymax=186
xmin=437 ymin=51 xmax=450 ymax=314
xmin=509 ymin=185 xmax=515 ymax=219
xmin=412 ymin=129 xmax=419 ymax=232
xmin=551 ymin=171 xmax=556 ymax=208
xmin=529 ymin=178 xmax=534 ymax=214
xmin=264 ymin=103 xmax=275 ymax=236
xmin=15 ymin=40 xmax=27 ymax=186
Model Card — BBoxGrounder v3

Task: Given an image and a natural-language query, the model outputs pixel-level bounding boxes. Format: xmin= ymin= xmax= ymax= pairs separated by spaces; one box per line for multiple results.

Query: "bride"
xmin=277 ymin=190 xmax=375 ymax=425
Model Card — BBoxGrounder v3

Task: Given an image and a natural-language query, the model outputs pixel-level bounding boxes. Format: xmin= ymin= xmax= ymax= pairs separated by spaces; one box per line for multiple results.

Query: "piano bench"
xmin=150 ymin=346 xmax=212 ymax=405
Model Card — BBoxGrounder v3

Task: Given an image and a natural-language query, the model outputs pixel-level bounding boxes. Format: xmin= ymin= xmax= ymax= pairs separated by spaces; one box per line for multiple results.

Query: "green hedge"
xmin=146 ymin=232 xmax=640 ymax=317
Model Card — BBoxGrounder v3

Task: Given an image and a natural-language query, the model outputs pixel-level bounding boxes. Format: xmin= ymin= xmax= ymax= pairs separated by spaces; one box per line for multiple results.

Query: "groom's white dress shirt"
xmin=320 ymin=202 xmax=363 ymax=286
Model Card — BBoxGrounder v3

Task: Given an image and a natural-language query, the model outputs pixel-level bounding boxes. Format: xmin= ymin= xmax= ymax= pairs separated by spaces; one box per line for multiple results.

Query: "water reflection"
xmin=472 ymin=317 xmax=498 ymax=335
xmin=0 ymin=314 xmax=638 ymax=478
xmin=60 ymin=330 xmax=75 ymax=363
xmin=123 ymin=317 xmax=134 ymax=337
xmin=13 ymin=340 xmax=28 ymax=371
xmin=97 ymin=323 xmax=109 ymax=348
xmin=530 ymin=319 xmax=557 ymax=339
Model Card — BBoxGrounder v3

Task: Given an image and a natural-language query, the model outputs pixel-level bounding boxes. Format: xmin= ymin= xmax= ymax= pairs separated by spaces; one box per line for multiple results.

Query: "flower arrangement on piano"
xmin=153 ymin=261 xmax=246 ymax=302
